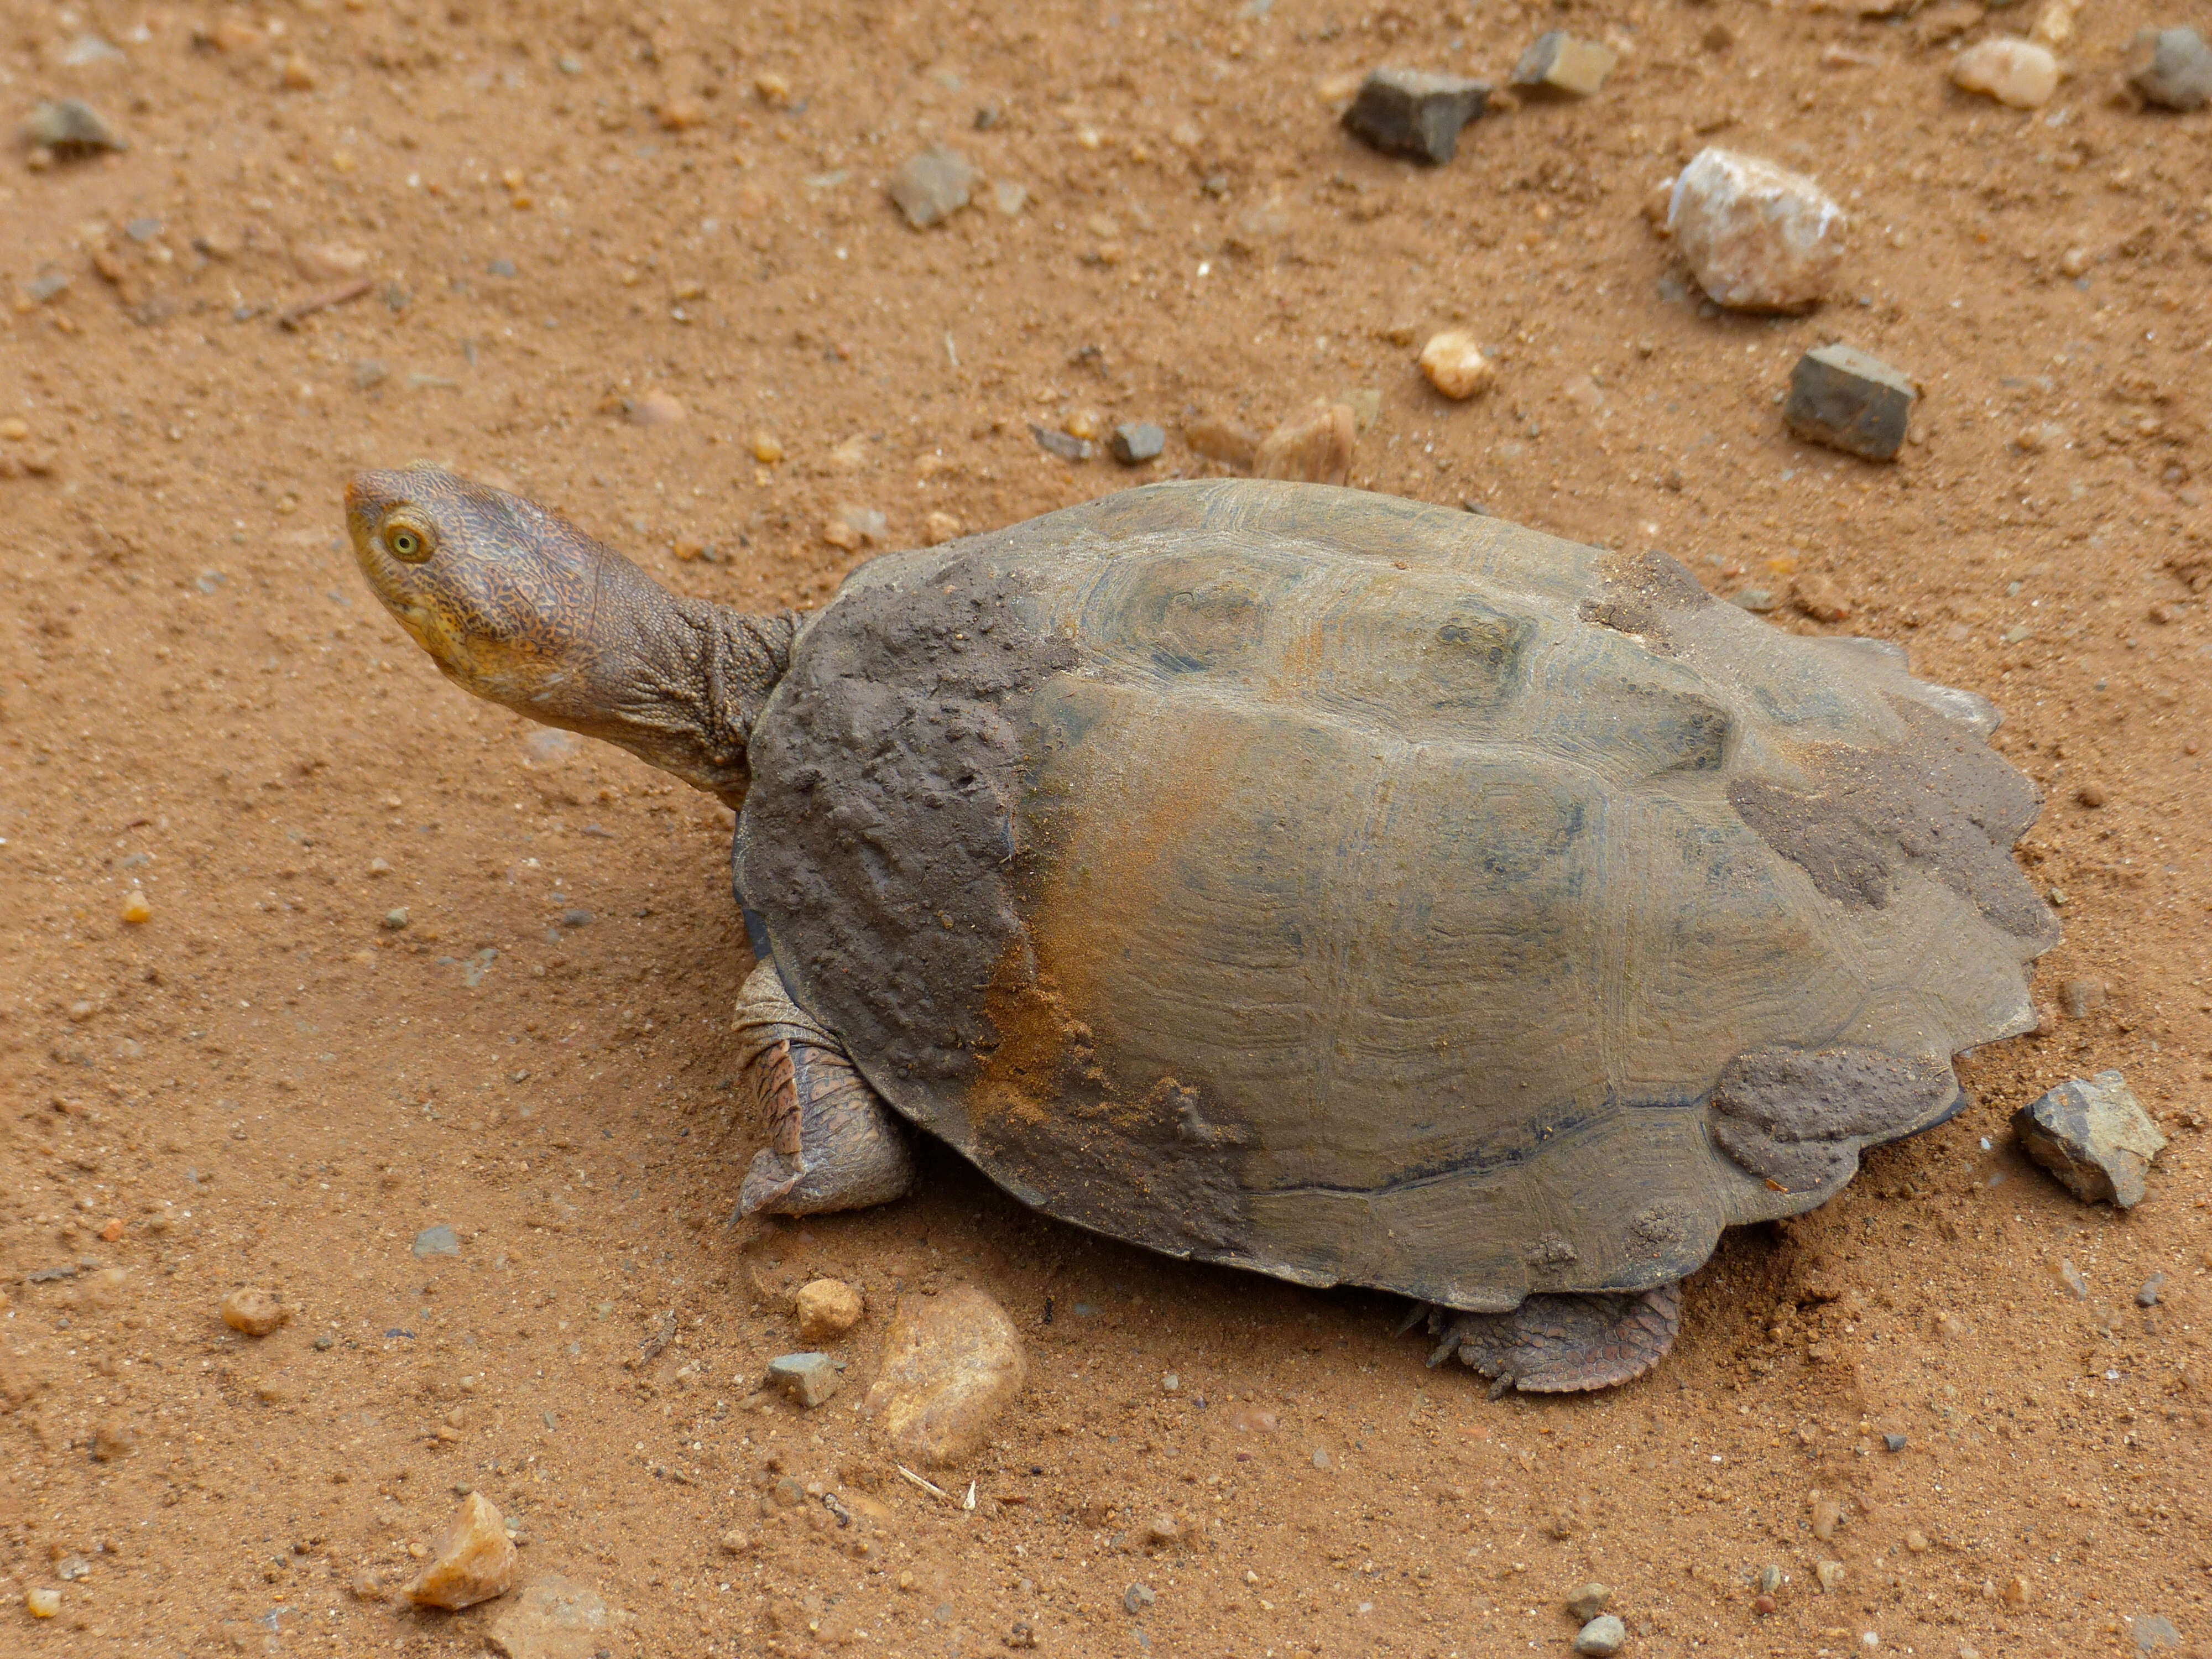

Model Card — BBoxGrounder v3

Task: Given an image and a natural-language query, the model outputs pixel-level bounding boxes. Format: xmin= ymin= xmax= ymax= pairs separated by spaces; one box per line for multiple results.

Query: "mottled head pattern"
xmin=345 ymin=466 xmax=800 ymax=806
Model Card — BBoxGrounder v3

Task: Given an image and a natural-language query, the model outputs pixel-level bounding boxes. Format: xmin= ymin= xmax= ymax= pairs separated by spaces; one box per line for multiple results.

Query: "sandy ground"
xmin=3 ymin=0 xmax=2211 ymax=1655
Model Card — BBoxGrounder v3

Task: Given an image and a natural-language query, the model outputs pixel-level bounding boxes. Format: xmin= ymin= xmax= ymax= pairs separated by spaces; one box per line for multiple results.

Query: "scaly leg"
xmin=1420 ymin=1282 xmax=1682 ymax=1396
xmin=732 ymin=958 xmax=915 ymax=1217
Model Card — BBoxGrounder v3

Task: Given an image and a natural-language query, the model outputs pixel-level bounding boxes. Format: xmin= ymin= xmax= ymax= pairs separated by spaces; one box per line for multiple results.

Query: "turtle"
xmin=345 ymin=466 xmax=2058 ymax=1393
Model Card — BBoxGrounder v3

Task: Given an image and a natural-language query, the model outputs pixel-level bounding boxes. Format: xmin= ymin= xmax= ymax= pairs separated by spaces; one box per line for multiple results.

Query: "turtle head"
xmin=346 ymin=465 xmax=797 ymax=807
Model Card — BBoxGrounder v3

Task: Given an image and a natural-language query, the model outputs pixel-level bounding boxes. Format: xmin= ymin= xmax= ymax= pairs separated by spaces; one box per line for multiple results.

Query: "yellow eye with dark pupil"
xmin=388 ymin=528 xmax=426 ymax=561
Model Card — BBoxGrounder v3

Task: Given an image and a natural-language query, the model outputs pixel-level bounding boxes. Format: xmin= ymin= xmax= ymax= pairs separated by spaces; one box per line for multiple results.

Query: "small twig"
xmin=895 ymin=1465 xmax=952 ymax=1502
xmin=276 ymin=276 xmax=373 ymax=331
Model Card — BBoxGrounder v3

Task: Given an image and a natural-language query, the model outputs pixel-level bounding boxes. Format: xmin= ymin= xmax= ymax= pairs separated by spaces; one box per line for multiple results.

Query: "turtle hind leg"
xmin=732 ymin=958 xmax=915 ymax=1217
xmin=1421 ymin=1281 xmax=1682 ymax=1395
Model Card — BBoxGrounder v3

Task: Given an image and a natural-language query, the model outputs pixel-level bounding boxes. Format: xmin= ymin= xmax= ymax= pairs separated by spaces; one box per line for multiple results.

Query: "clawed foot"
xmin=1414 ymin=1281 xmax=1682 ymax=1395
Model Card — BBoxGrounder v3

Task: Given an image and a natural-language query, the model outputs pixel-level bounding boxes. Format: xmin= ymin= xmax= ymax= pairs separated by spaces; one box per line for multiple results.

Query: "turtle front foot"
xmin=733 ymin=959 xmax=915 ymax=1217
xmin=1417 ymin=1281 xmax=1682 ymax=1395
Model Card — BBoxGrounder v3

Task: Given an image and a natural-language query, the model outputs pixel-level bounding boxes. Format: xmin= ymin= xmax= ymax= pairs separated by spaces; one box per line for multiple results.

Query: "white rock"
xmin=1417 ymin=330 xmax=1496 ymax=400
xmin=1950 ymin=38 xmax=2059 ymax=109
xmin=1666 ymin=148 xmax=1845 ymax=312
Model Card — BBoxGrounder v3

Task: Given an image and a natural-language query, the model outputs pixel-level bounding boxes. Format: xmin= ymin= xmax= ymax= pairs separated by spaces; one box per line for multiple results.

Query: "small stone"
xmin=1143 ymin=1515 xmax=1182 ymax=1548
xmin=1183 ymin=415 xmax=1262 ymax=470
xmin=1031 ymin=424 xmax=1093 ymax=462
xmin=1511 ymin=33 xmax=1618 ymax=97
xmin=1905 ymin=1529 xmax=1931 ymax=1552
xmin=1759 ymin=1566 xmax=1784 ymax=1595
xmin=2058 ymin=1258 xmax=2090 ymax=1299
xmin=2137 ymin=1273 xmax=2168 ymax=1308
xmin=1790 ymin=572 xmax=1852 ymax=623
xmin=1007 ymin=1622 xmax=1038 ymax=1649
xmin=1418 ymin=330 xmax=1496 ymax=400
xmin=409 ymin=1491 xmax=520 ymax=1610
xmin=1816 ymin=1559 xmax=1846 ymax=1592
xmin=1785 ymin=345 xmax=1916 ymax=461
xmin=281 ymin=54 xmax=319 ymax=91
xmin=2012 ymin=1070 xmax=2167 ymax=1208
xmin=55 ymin=1556 xmax=90 ymax=1582
xmin=27 ymin=1587 xmax=61 ymax=1618
xmin=1565 ymin=1583 xmax=1612 ymax=1622
xmin=1574 ymin=1615 xmax=1627 ymax=1657
xmin=1667 ymin=148 xmax=1845 ymax=312
xmin=383 ymin=907 xmax=410 ymax=930
xmin=487 ymin=258 xmax=518 ymax=279
xmin=1123 ymin=1582 xmax=1157 ymax=1614
xmin=1311 ymin=1448 xmax=1333 ymax=1470
xmin=1732 ymin=587 xmax=1778 ymax=613
xmin=2061 ymin=978 xmax=2105 ymax=1019
xmin=413 ymin=1225 xmax=461 ymax=1260
xmin=2132 ymin=1614 xmax=2183 ymax=1652
xmin=486 ymin=1574 xmax=612 ymax=1659
xmin=2000 ymin=1574 xmax=2031 ymax=1609
xmin=833 ymin=505 xmax=888 ymax=546
xmin=767 ymin=1353 xmax=841 ymax=1407
xmin=790 ymin=1278 xmax=865 ymax=1346
xmin=751 ymin=432 xmax=784 ymax=464
xmin=626 ymin=392 xmax=687 ymax=427
xmin=863 ymin=1283 xmax=1026 ymax=1469
xmin=1813 ymin=1495 xmax=1843 ymax=1541
xmin=120 ymin=893 xmax=152 ymax=924
xmin=221 ymin=1287 xmax=288 ymax=1337
xmin=1255 ymin=403 xmax=1355 ymax=486
xmin=658 ymin=97 xmax=706 ymax=131
xmin=91 ymin=1418 xmax=134 ymax=1461
xmin=353 ymin=360 xmax=390 ymax=392
xmin=1109 ymin=422 xmax=1166 ymax=465
xmin=1340 ymin=68 xmax=1491 ymax=165
xmin=1883 ymin=1432 xmax=1908 ymax=1453
xmin=2124 ymin=28 xmax=2212 ymax=111
xmin=888 ymin=146 xmax=977 ymax=229
xmin=2075 ymin=782 xmax=2107 ymax=808
xmin=923 ymin=511 xmax=964 ymax=546
xmin=1950 ymin=38 xmax=2059 ymax=109
xmin=23 ymin=99 xmax=126 ymax=156
xmin=1066 ymin=409 xmax=1108 ymax=442
xmin=1754 ymin=1593 xmax=1777 ymax=1616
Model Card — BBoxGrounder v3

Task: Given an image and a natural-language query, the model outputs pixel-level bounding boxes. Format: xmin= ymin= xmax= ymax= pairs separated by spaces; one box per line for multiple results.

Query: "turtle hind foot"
xmin=1418 ymin=1281 xmax=1682 ymax=1395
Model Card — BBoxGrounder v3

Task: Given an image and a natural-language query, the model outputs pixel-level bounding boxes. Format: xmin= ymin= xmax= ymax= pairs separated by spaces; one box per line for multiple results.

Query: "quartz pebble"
xmin=1785 ymin=345 xmax=1915 ymax=461
xmin=795 ymin=1279 xmax=864 ymax=1343
xmin=2125 ymin=27 xmax=2212 ymax=111
xmin=1109 ymin=422 xmax=1166 ymax=465
xmin=1340 ymin=68 xmax=1490 ymax=164
xmin=864 ymin=1283 xmax=1026 ymax=1468
xmin=27 ymin=1586 xmax=62 ymax=1618
xmin=1511 ymin=32 xmax=1618 ymax=97
xmin=888 ymin=146 xmax=977 ymax=229
xmin=1574 ymin=1615 xmax=1627 ymax=1657
xmin=1565 ymin=1583 xmax=1612 ymax=1622
xmin=1418 ymin=330 xmax=1496 ymax=400
xmin=23 ymin=98 xmax=125 ymax=156
xmin=1950 ymin=39 xmax=2059 ymax=109
xmin=1667 ymin=148 xmax=1845 ymax=312
xmin=1254 ymin=403 xmax=1356 ymax=486
xmin=486 ymin=1574 xmax=612 ymax=1659
xmin=409 ymin=1492 xmax=520 ymax=1610
xmin=2013 ymin=1070 xmax=2167 ymax=1208
xmin=221 ymin=1286 xmax=288 ymax=1337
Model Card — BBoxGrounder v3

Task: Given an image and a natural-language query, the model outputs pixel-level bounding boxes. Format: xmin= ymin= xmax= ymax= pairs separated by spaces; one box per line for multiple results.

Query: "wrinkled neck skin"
xmin=526 ymin=564 xmax=800 ymax=810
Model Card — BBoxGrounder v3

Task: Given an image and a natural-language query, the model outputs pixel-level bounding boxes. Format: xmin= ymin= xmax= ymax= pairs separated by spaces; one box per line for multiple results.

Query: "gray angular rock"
xmin=1511 ymin=33 xmax=1618 ymax=97
xmin=2125 ymin=27 xmax=2212 ymax=112
xmin=413 ymin=1224 xmax=461 ymax=1259
xmin=1031 ymin=424 xmax=1093 ymax=463
xmin=23 ymin=99 xmax=125 ymax=156
xmin=1109 ymin=422 xmax=1165 ymax=465
xmin=1564 ymin=1582 xmax=1611 ymax=1622
xmin=1785 ymin=345 xmax=1916 ymax=462
xmin=1574 ymin=1614 xmax=1628 ymax=1656
xmin=2012 ymin=1070 xmax=2166 ymax=1208
xmin=766 ymin=1351 xmax=842 ymax=1408
xmin=888 ymin=146 xmax=977 ymax=229
xmin=1340 ymin=68 xmax=1490 ymax=165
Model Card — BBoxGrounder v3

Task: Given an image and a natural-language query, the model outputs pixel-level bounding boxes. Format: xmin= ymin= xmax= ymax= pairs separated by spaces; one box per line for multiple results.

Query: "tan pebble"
xmin=755 ymin=72 xmax=792 ymax=106
xmin=1815 ymin=1559 xmax=1845 ymax=1591
xmin=27 ymin=1587 xmax=61 ymax=1618
xmin=294 ymin=242 xmax=369 ymax=281
xmin=0 ymin=417 xmax=28 ymax=441
xmin=1254 ymin=403 xmax=1356 ymax=486
xmin=626 ymin=392 xmax=686 ymax=427
xmin=1183 ymin=415 xmax=1262 ymax=471
xmin=281 ymin=54 xmax=318 ymax=90
xmin=1905 ymin=1529 xmax=1930 ymax=1552
xmin=1142 ymin=1514 xmax=1182 ymax=1548
xmin=864 ymin=1283 xmax=1026 ymax=1469
xmin=211 ymin=17 xmax=265 ymax=52
xmin=719 ymin=1530 xmax=754 ymax=1556
xmin=1065 ymin=409 xmax=1107 ymax=442
xmin=795 ymin=1279 xmax=865 ymax=1344
xmin=408 ymin=1492 xmax=518 ymax=1610
xmin=2075 ymin=782 xmax=2107 ymax=808
xmin=485 ymin=1573 xmax=610 ymax=1656
xmin=2029 ymin=0 xmax=2083 ymax=50
xmin=1228 ymin=1406 xmax=1279 ymax=1432
xmin=1378 ymin=321 xmax=1420 ymax=348
xmin=821 ymin=519 xmax=863 ymax=552
xmin=2000 ymin=1574 xmax=2031 ymax=1608
xmin=1811 ymin=1494 xmax=1843 ymax=1540
xmin=659 ymin=98 xmax=706 ymax=131
xmin=922 ymin=510 xmax=964 ymax=546
xmin=91 ymin=1419 xmax=134 ymax=1461
xmin=826 ymin=435 xmax=868 ymax=471
xmin=1951 ymin=39 xmax=2058 ymax=109
xmin=121 ymin=893 xmax=152 ymax=924
xmin=1790 ymin=572 xmax=1851 ymax=623
xmin=750 ymin=431 xmax=784 ymax=464
xmin=99 ymin=1217 xmax=124 ymax=1243
xmin=221 ymin=1286 xmax=288 ymax=1337
xmin=1418 ymin=330 xmax=1495 ymax=400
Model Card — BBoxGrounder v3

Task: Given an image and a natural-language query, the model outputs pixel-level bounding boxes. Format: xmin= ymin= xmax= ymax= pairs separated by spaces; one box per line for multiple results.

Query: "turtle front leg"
xmin=1420 ymin=1282 xmax=1682 ymax=1396
xmin=733 ymin=959 xmax=915 ymax=1217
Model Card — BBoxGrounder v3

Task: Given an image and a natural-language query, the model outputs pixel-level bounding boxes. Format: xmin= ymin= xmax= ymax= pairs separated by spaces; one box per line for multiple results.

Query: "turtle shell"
xmin=734 ymin=481 xmax=2056 ymax=1312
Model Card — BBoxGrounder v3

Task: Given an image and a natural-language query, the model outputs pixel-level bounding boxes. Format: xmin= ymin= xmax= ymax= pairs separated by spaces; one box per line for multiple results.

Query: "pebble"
xmin=2058 ymin=1258 xmax=2090 ymax=1299
xmin=923 ymin=511 xmax=964 ymax=546
xmin=1123 ymin=1582 xmax=1157 ymax=1614
xmin=1951 ymin=39 xmax=2059 ymax=109
xmin=27 ymin=1587 xmax=61 ymax=1618
xmin=1883 ymin=1432 xmax=1908 ymax=1453
xmin=2137 ymin=1273 xmax=2168 ymax=1308
xmin=863 ymin=1283 xmax=1026 ymax=1468
xmin=625 ymin=392 xmax=686 ymax=427
xmin=383 ymin=907 xmax=411 ymax=930
xmin=1815 ymin=1560 xmax=1846 ymax=1591
xmin=1418 ymin=330 xmax=1496 ymax=400
xmin=1109 ymin=422 xmax=1166 ymax=465
xmin=1906 ymin=1530 xmax=1931 ymax=1553
xmin=2125 ymin=28 xmax=2212 ymax=111
xmin=1565 ymin=1583 xmax=1612 ymax=1622
xmin=1790 ymin=572 xmax=1852 ymax=623
xmin=486 ymin=1574 xmax=612 ymax=1659
xmin=409 ymin=1491 xmax=520 ymax=1610
xmin=1574 ymin=1615 xmax=1627 ymax=1657
xmin=768 ymin=1352 xmax=843 ymax=1408
xmin=221 ymin=1287 xmax=288 ymax=1337
xmin=91 ymin=1418 xmax=134 ymax=1460
xmin=2012 ymin=1070 xmax=2167 ymax=1208
xmin=888 ymin=146 xmax=977 ymax=229
xmin=1340 ymin=67 xmax=1491 ymax=165
xmin=1732 ymin=587 xmax=1778 ymax=613
xmin=1255 ymin=403 xmax=1356 ymax=486
xmin=353 ymin=360 xmax=390 ymax=392
xmin=1667 ymin=148 xmax=1845 ymax=312
xmin=414 ymin=1225 xmax=462 ymax=1260
xmin=1511 ymin=33 xmax=1618 ymax=98
xmin=120 ymin=893 xmax=152 ymax=924
xmin=1031 ymin=424 xmax=1094 ymax=463
xmin=1310 ymin=1448 xmax=1333 ymax=1470
xmin=795 ymin=1279 xmax=864 ymax=1343
xmin=2132 ymin=1614 xmax=2183 ymax=1652
xmin=1184 ymin=415 xmax=1261 ymax=470
xmin=2062 ymin=978 xmax=2106 ymax=1018
xmin=1785 ymin=345 xmax=1916 ymax=461
xmin=1143 ymin=1515 xmax=1182 ymax=1548
xmin=751 ymin=432 xmax=784 ymax=465
xmin=23 ymin=98 xmax=125 ymax=156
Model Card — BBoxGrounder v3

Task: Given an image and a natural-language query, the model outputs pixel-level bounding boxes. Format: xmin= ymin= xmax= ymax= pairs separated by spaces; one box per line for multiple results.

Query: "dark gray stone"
xmin=766 ymin=1351 xmax=841 ymax=1407
xmin=2125 ymin=27 xmax=2212 ymax=111
xmin=23 ymin=98 xmax=124 ymax=156
xmin=1882 ymin=1432 xmax=1907 ymax=1452
xmin=2012 ymin=1070 xmax=2167 ymax=1208
xmin=887 ymin=146 xmax=977 ymax=229
xmin=1785 ymin=345 xmax=1917 ymax=461
xmin=1030 ymin=424 xmax=1093 ymax=462
xmin=2137 ymin=1272 xmax=2167 ymax=1308
xmin=1109 ymin=422 xmax=1165 ymax=465
xmin=1340 ymin=68 xmax=1490 ymax=165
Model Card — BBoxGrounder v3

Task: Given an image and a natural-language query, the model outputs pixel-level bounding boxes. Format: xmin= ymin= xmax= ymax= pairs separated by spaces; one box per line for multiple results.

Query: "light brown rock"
xmin=1183 ymin=415 xmax=1262 ymax=470
xmin=1667 ymin=148 xmax=1845 ymax=312
xmin=864 ymin=1283 xmax=1026 ymax=1469
xmin=408 ymin=1491 xmax=519 ymax=1611
xmin=486 ymin=1574 xmax=611 ymax=1659
xmin=1790 ymin=573 xmax=1851 ymax=623
xmin=1254 ymin=403 xmax=1356 ymax=486
xmin=625 ymin=392 xmax=687 ymax=427
xmin=1418 ymin=330 xmax=1496 ymax=400
xmin=795 ymin=1278 xmax=865 ymax=1343
xmin=220 ymin=1287 xmax=288 ymax=1337
xmin=1950 ymin=39 xmax=2058 ymax=109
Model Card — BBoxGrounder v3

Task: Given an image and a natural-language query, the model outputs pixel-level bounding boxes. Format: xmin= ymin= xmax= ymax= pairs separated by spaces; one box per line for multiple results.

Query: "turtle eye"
xmin=385 ymin=521 xmax=435 ymax=564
